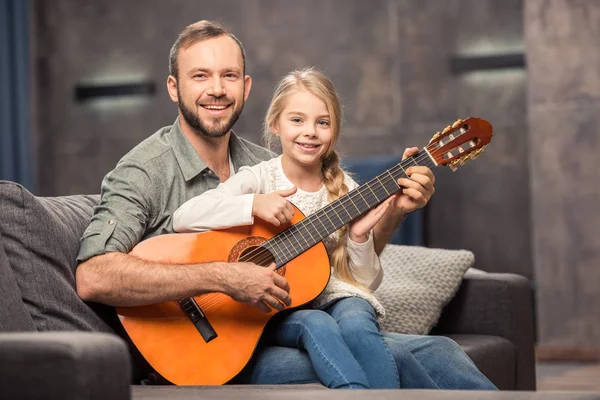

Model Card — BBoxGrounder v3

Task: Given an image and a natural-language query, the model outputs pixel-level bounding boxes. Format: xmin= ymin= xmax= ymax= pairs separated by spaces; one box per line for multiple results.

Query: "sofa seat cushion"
xmin=447 ymin=334 xmax=517 ymax=390
xmin=0 ymin=181 xmax=114 ymax=332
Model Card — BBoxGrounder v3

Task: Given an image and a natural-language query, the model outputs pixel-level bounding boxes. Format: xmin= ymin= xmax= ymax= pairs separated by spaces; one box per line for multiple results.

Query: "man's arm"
xmin=76 ymin=161 xmax=290 ymax=312
xmin=76 ymin=253 xmax=228 ymax=306
xmin=76 ymin=253 xmax=291 ymax=311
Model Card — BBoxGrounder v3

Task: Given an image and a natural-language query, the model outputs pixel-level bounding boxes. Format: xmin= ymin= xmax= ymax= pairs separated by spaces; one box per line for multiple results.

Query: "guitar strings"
xmin=230 ymin=148 xmax=447 ymax=269
xmin=235 ymin=153 xmax=437 ymax=269
xmin=195 ymin=135 xmax=477 ymax=313
xmin=233 ymin=142 xmax=447 ymax=267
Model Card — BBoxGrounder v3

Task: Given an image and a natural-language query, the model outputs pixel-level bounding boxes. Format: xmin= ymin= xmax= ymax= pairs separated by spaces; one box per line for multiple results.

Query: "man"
xmin=76 ymin=20 xmax=496 ymax=390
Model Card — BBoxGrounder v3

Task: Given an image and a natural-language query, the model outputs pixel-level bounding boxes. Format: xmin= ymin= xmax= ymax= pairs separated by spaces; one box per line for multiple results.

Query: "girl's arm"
xmin=172 ymin=168 xmax=262 ymax=232
xmin=347 ymin=233 xmax=384 ymax=291
xmin=343 ymin=173 xmax=385 ymax=291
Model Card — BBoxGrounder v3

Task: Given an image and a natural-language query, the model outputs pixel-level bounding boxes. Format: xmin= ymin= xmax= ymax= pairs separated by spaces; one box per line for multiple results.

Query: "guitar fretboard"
xmin=256 ymin=150 xmax=435 ymax=266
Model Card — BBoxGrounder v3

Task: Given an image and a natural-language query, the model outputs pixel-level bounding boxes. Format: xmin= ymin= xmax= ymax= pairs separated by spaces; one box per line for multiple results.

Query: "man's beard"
xmin=178 ymin=88 xmax=244 ymax=139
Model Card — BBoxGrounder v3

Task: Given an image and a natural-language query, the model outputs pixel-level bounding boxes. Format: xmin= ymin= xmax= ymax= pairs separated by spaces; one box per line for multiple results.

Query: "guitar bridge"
xmin=178 ymin=298 xmax=217 ymax=343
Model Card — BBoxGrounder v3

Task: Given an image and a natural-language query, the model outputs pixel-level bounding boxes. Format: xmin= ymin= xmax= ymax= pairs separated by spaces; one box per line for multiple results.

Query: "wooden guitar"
xmin=116 ymin=117 xmax=493 ymax=385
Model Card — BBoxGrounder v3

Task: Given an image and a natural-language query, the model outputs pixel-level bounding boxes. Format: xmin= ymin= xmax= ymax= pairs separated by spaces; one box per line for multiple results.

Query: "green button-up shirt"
xmin=77 ymin=117 xmax=274 ymax=263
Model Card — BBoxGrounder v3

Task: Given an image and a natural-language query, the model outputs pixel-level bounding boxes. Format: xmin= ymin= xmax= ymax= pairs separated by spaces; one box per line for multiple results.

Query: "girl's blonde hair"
xmin=262 ymin=67 xmax=365 ymax=290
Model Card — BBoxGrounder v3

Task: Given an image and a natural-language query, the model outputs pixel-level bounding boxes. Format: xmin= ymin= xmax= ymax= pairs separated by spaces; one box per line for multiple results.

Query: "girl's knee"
xmin=330 ymin=298 xmax=377 ymax=321
xmin=292 ymin=310 xmax=338 ymax=332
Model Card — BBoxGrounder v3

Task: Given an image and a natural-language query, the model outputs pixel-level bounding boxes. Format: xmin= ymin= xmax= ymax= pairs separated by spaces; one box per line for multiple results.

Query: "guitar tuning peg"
xmin=429 ymin=132 xmax=441 ymax=143
xmin=470 ymin=152 xmax=479 ymax=160
xmin=459 ymin=156 xmax=468 ymax=166
xmin=449 ymin=163 xmax=458 ymax=172
xmin=452 ymin=119 xmax=463 ymax=129
xmin=442 ymin=125 xmax=452 ymax=134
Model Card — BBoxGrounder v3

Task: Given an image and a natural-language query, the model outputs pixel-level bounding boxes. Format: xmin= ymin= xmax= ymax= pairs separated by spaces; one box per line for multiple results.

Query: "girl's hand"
xmin=252 ymin=187 xmax=297 ymax=226
xmin=392 ymin=147 xmax=435 ymax=215
xmin=349 ymin=195 xmax=396 ymax=243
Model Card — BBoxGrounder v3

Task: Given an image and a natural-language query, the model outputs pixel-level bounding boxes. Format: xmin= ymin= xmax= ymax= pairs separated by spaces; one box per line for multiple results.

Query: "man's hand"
xmin=392 ymin=147 xmax=436 ymax=214
xmin=252 ymin=187 xmax=297 ymax=226
xmin=224 ymin=262 xmax=291 ymax=313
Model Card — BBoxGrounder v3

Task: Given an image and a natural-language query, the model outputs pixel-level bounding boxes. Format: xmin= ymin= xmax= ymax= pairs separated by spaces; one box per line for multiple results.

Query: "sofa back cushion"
xmin=376 ymin=244 xmax=474 ymax=335
xmin=0 ymin=181 xmax=115 ymax=332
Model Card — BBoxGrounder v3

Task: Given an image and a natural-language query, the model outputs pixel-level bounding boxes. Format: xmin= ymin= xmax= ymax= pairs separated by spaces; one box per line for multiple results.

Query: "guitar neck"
xmin=263 ymin=150 xmax=436 ymax=266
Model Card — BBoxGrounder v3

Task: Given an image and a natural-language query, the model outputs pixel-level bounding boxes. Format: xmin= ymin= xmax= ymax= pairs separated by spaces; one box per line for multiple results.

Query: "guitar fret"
xmin=300 ymin=220 xmax=318 ymax=243
xmin=355 ymin=189 xmax=369 ymax=209
xmin=376 ymin=176 xmax=392 ymax=196
xmin=329 ymin=204 xmax=344 ymax=227
xmin=314 ymin=213 xmax=330 ymax=236
xmin=270 ymin=236 xmax=285 ymax=260
xmin=397 ymin=164 xmax=408 ymax=177
xmin=282 ymin=229 xmax=299 ymax=255
xmin=296 ymin=225 xmax=311 ymax=249
xmin=321 ymin=207 xmax=337 ymax=232
xmin=273 ymin=235 xmax=291 ymax=261
xmin=337 ymin=198 xmax=353 ymax=221
xmin=385 ymin=170 xmax=400 ymax=189
xmin=365 ymin=182 xmax=378 ymax=202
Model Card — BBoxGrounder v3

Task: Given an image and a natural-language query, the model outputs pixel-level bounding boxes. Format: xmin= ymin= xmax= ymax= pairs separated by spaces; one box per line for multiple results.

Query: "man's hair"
xmin=169 ymin=20 xmax=247 ymax=79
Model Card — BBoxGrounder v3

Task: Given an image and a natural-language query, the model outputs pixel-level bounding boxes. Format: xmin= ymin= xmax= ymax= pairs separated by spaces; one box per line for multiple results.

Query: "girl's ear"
xmin=271 ymin=121 xmax=280 ymax=136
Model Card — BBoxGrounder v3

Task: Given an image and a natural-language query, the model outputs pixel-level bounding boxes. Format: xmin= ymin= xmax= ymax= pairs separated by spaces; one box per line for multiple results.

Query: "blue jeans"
xmin=259 ymin=297 xmax=399 ymax=389
xmin=232 ymin=308 xmax=497 ymax=390
xmin=324 ymin=298 xmax=400 ymax=388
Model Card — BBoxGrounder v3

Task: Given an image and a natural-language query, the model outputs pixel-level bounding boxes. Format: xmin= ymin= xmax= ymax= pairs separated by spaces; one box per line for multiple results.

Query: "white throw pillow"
xmin=375 ymin=244 xmax=474 ymax=335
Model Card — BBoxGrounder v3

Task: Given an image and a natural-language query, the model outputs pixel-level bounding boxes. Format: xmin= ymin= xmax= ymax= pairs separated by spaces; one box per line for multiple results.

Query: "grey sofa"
xmin=0 ymin=180 xmax=536 ymax=399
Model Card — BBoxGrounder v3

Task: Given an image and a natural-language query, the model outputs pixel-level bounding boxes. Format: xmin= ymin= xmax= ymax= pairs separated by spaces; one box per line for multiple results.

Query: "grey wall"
xmin=32 ymin=0 xmax=531 ymax=277
xmin=526 ymin=0 xmax=600 ymax=355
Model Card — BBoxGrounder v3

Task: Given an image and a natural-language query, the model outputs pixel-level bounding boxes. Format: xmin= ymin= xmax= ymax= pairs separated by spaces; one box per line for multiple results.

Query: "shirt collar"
xmin=170 ymin=117 xmax=263 ymax=181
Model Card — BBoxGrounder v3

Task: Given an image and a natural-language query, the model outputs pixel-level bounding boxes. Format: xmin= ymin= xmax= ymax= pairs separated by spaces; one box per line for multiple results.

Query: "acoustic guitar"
xmin=116 ymin=117 xmax=493 ymax=385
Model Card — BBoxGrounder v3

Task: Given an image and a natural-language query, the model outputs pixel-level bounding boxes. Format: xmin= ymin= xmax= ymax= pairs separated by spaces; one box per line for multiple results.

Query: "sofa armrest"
xmin=0 ymin=332 xmax=131 ymax=400
xmin=432 ymin=271 xmax=536 ymax=390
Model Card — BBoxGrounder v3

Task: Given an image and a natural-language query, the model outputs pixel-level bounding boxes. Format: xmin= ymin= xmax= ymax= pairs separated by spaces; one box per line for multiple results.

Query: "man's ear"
xmin=167 ymin=75 xmax=178 ymax=103
xmin=243 ymin=75 xmax=252 ymax=102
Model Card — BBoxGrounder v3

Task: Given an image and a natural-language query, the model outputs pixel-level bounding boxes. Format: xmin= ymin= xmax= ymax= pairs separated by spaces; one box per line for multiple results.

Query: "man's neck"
xmin=179 ymin=116 xmax=231 ymax=182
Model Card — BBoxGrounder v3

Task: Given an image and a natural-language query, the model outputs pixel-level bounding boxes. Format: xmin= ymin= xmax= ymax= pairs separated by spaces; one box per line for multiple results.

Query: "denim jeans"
xmin=232 ymin=304 xmax=498 ymax=390
xmin=255 ymin=297 xmax=399 ymax=389
xmin=324 ymin=297 xmax=400 ymax=388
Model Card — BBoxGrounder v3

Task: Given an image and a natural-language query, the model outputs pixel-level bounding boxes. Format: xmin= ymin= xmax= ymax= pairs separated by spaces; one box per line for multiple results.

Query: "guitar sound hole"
xmin=239 ymin=246 xmax=275 ymax=267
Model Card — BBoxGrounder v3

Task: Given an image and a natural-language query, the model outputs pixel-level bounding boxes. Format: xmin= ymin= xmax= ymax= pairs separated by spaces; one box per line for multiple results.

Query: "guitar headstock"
xmin=427 ymin=117 xmax=493 ymax=171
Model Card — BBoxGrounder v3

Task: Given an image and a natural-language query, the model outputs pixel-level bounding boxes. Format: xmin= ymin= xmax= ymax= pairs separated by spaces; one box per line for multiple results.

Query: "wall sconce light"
xmin=75 ymin=81 xmax=156 ymax=102
xmin=450 ymin=53 xmax=526 ymax=75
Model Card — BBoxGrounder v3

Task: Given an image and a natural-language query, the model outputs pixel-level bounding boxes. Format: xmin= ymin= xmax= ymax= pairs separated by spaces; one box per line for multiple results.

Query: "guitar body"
xmin=116 ymin=205 xmax=331 ymax=386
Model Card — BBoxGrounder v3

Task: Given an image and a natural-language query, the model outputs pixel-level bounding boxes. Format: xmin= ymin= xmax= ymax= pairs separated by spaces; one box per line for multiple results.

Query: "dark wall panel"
xmin=526 ymin=0 xmax=600 ymax=352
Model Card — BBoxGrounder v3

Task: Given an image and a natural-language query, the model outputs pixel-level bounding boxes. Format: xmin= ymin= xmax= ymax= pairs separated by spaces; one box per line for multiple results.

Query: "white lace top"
xmin=173 ymin=156 xmax=385 ymax=317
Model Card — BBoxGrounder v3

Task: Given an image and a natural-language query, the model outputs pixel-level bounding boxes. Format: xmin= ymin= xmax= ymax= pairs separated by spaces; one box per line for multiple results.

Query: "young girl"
xmin=172 ymin=67 xmax=399 ymax=389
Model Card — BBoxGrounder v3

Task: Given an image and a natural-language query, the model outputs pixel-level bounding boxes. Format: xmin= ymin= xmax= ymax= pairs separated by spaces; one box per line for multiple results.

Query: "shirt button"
xmin=108 ymin=220 xmax=115 ymax=225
